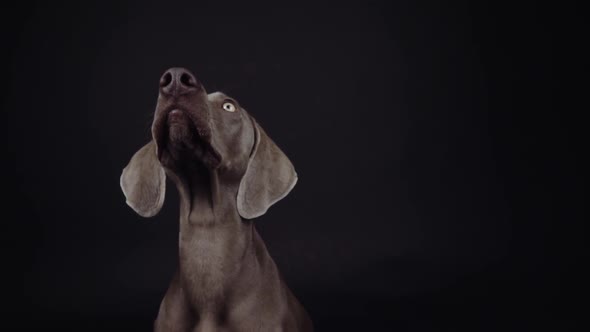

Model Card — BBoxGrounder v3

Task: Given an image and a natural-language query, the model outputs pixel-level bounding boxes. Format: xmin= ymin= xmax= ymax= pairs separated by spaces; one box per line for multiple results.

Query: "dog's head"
xmin=120 ymin=68 xmax=297 ymax=219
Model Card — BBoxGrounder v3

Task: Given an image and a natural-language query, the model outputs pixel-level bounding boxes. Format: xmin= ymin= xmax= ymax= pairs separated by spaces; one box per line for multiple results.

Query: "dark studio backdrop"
xmin=1 ymin=0 xmax=581 ymax=331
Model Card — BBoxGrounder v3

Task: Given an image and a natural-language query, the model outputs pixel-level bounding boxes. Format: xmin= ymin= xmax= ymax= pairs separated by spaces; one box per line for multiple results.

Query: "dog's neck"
xmin=165 ymin=161 xmax=243 ymax=228
xmin=163 ymin=160 xmax=261 ymax=311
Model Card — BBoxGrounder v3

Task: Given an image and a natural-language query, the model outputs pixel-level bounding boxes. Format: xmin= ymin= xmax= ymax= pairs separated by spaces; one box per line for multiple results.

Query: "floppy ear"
xmin=237 ymin=118 xmax=298 ymax=219
xmin=120 ymin=141 xmax=166 ymax=217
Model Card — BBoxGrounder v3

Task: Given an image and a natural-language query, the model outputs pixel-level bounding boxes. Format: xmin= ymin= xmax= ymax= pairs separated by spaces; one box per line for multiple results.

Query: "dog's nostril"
xmin=180 ymin=73 xmax=196 ymax=87
xmin=160 ymin=72 xmax=172 ymax=87
xmin=159 ymin=68 xmax=198 ymax=94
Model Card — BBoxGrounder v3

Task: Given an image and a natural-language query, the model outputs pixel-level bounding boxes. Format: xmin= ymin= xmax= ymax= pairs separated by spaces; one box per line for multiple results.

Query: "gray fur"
xmin=120 ymin=68 xmax=312 ymax=332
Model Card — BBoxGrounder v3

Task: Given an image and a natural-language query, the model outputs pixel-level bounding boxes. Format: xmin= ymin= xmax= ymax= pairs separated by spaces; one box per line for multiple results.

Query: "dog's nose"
xmin=159 ymin=68 xmax=199 ymax=96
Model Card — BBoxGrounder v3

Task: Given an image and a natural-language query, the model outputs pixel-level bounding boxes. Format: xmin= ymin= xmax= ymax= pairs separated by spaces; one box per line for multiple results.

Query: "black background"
xmin=1 ymin=0 xmax=582 ymax=331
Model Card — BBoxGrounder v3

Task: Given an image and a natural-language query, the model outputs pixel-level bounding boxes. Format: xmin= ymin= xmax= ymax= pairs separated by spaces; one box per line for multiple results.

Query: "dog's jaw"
xmin=152 ymin=102 xmax=222 ymax=171
xmin=167 ymin=109 xmax=195 ymax=148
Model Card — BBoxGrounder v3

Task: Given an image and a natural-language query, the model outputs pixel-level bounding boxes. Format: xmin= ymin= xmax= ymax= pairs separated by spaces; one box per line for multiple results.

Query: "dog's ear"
xmin=237 ymin=118 xmax=297 ymax=219
xmin=120 ymin=141 xmax=166 ymax=217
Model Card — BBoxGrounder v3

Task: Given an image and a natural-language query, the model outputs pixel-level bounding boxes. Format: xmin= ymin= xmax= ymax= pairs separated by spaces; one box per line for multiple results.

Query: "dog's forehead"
xmin=208 ymin=91 xmax=230 ymax=102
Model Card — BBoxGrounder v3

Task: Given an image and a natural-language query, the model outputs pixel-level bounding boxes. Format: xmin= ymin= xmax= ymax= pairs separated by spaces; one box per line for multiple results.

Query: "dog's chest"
xmin=178 ymin=226 xmax=246 ymax=309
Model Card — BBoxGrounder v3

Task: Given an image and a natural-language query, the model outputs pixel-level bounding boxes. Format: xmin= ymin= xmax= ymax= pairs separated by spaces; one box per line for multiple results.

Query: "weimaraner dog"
xmin=120 ymin=68 xmax=313 ymax=332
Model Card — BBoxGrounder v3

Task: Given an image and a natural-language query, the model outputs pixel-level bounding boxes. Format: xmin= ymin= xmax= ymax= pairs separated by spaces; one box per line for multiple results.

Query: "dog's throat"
xmin=185 ymin=169 xmax=222 ymax=225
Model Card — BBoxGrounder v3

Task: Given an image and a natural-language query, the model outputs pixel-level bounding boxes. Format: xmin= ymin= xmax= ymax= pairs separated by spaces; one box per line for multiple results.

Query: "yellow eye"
xmin=222 ymin=102 xmax=236 ymax=112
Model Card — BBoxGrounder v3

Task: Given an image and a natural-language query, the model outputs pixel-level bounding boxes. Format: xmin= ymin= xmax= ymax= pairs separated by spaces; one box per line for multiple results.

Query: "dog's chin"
xmin=167 ymin=110 xmax=194 ymax=147
xmin=156 ymin=110 xmax=221 ymax=170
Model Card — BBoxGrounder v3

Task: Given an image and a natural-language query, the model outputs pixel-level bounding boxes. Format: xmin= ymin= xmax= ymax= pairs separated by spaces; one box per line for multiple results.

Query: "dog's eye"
xmin=222 ymin=102 xmax=236 ymax=112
